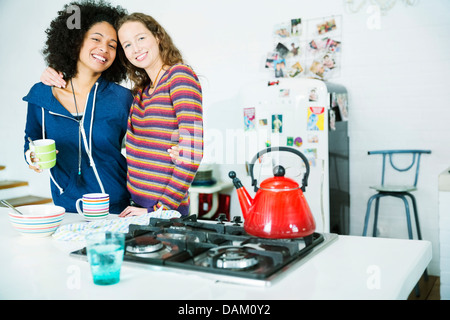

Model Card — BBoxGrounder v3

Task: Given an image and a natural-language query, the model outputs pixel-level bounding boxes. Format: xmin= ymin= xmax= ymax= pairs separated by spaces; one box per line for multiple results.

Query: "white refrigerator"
xmin=237 ymin=78 xmax=349 ymax=234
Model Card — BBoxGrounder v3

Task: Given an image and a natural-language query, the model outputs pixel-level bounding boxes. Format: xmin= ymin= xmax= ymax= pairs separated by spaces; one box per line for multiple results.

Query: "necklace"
xmin=70 ymin=79 xmax=83 ymax=180
xmin=70 ymin=80 xmax=81 ymax=118
xmin=150 ymin=65 xmax=164 ymax=89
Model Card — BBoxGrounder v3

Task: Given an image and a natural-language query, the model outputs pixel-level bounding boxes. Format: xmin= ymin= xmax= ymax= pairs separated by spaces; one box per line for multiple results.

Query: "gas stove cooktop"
xmin=70 ymin=214 xmax=338 ymax=286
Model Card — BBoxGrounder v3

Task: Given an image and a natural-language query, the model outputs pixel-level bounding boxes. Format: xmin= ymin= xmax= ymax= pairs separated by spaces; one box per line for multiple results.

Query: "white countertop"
xmin=0 ymin=208 xmax=431 ymax=300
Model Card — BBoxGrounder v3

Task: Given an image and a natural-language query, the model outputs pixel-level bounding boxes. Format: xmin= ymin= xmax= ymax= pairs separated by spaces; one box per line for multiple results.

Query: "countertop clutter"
xmin=0 ymin=208 xmax=431 ymax=300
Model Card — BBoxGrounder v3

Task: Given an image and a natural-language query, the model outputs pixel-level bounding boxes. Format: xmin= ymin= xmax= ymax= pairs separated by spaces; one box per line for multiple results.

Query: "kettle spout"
xmin=228 ymin=171 xmax=252 ymax=220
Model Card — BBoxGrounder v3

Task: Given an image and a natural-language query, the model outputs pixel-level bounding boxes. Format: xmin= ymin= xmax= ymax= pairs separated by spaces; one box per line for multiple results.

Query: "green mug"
xmin=31 ymin=139 xmax=56 ymax=169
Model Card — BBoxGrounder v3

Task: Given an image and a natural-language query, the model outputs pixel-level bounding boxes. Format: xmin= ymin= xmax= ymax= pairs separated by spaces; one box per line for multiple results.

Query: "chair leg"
xmin=399 ymin=195 xmax=421 ymax=297
xmin=373 ymin=197 xmax=380 ymax=237
xmin=363 ymin=195 xmax=376 ymax=236
xmin=405 ymin=192 xmax=429 ymax=282
xmin=405 ymin=192 xmax=423 ymax=240
xmin=399 ymin=195 xmax=413 ymax=240
xmin=363 ymin=194 xmax=384 ymax=237
xmin=414 ymin=283 xmax=420 ymax=297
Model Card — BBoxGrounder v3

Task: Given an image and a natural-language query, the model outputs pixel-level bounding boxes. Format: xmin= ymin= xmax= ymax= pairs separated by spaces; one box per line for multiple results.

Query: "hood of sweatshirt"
xmin=23 ymin=76 xmax=111 ymax=114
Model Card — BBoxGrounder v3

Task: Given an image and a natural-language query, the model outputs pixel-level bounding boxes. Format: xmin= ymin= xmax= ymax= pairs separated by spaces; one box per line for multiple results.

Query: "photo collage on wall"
xmin=265 ymin=15 xmax=342 ymax=81
xmin=242 ymin=15 xmax=343 ymax=168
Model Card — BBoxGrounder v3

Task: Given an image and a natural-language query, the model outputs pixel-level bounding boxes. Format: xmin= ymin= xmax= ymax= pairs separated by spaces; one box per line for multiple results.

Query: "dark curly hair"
xmin=43 ymin=0 xmax=128 ymax=83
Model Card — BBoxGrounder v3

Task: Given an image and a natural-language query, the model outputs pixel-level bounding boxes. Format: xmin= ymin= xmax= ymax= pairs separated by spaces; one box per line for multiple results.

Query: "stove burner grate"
xmin=126 ymin=236 xmax=164 ymax=254
xmin=208 ymin=245 xmax=259 ymax=270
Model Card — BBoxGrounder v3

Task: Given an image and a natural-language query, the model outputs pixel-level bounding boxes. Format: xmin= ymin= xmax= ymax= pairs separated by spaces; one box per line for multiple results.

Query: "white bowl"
xmin=8 ymin=204 xmax=65 ymax=237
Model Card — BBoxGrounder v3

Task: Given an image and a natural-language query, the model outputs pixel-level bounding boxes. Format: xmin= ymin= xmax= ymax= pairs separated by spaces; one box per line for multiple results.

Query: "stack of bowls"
xmin=8 ymin=204 xmax=65 ymax=237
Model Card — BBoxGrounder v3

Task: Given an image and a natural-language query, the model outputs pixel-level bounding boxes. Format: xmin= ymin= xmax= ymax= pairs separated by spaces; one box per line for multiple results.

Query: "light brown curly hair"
xmin=117 ymin=13 xmax=183 ymax=93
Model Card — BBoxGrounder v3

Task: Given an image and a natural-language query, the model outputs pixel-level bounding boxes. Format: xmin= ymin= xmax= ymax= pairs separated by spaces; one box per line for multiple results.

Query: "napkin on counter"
xmin=52 ymin=207 xmax=181 ymax=241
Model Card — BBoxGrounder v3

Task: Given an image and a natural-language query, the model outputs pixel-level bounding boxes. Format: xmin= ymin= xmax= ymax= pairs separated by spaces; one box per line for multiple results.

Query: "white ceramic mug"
xmin=76 ymin=193 xmax=109 ymax=221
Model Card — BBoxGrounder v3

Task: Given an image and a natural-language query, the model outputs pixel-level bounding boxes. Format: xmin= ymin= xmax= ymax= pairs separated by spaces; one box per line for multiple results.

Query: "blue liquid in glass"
xmin=87 ymin=244 xmax=124 ymax=285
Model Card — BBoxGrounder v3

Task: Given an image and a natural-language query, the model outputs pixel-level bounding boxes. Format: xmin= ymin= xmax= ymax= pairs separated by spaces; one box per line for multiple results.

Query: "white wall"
xmin=1 ymin=0 xmax=449 ymax=276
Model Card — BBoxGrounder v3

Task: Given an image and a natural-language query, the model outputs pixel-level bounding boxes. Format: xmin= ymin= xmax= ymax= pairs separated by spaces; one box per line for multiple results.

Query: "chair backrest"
xmin=368 ymin=150 xmax=431 ymax=187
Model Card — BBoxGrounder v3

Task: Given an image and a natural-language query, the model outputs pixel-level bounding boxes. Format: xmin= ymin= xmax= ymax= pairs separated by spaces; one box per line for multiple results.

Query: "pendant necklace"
xmin=150 ymin=65 xmax=164 ymax=89
xmin=70 ymin=79 xmax=83 ymax=182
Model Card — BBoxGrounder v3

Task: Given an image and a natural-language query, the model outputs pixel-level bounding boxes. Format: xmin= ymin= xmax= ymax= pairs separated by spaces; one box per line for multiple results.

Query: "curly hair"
xmin=42 ymin=0 xmax=128 ymax=83
xmin=117 ymin=13 xmax=184 ymax=93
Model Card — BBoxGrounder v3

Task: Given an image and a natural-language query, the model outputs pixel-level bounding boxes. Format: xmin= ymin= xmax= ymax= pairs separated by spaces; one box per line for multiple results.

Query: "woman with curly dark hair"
xmin=23 ymin=1 xmax=134 ymax=214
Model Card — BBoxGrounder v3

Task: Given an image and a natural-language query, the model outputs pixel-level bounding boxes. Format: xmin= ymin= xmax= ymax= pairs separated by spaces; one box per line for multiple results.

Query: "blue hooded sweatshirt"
xmin=23 ymin=77 xmax=133 ymax=214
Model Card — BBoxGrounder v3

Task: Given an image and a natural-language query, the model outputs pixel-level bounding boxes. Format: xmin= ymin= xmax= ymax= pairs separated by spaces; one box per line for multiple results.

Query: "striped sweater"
xmin=126 ymin=64 xmax=203 ymax=215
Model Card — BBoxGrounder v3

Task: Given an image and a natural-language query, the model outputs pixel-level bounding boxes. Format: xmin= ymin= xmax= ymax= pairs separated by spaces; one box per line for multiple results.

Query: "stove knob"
xmin=216 ymin=213 xmax=227 ymax=224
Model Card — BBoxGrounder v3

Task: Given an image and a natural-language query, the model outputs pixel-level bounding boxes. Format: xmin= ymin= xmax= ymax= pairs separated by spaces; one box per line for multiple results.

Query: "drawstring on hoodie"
xmin=80 ymin=82 xmax=105 ymax=193
xmin=43 ymin=81 xmax=105 ymax=194
xmin=42 ymin=109 xmax=64 ymax=195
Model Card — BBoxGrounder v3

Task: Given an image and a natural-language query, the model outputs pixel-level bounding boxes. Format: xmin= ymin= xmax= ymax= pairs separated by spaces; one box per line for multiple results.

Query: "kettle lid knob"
xmin=228 ymin=171 xmax=243 ymax=189
xmin=273 ymin=165 xmax=285 ymax=177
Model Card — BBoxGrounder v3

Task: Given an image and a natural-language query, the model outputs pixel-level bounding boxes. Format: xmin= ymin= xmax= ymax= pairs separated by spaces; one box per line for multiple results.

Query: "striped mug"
xmin=76 ymin=193 xmax=109 ymax=221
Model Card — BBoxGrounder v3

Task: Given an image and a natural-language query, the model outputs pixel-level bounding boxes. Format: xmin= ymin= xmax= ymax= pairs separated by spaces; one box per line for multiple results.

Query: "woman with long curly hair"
xmin=24 ymin=1 xmax=133 ymax=214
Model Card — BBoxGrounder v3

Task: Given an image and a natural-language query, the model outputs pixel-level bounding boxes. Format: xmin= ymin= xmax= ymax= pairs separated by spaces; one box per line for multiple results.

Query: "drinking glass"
xmin=85 ymin=232 xmax=125 ymax=285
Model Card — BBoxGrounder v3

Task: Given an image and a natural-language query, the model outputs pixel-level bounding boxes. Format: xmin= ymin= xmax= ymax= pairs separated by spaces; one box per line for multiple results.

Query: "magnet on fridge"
xmin=307 ymin=134 xmax=319 ymax=143
xmin=307 ymin=107 xmax=325 ymax=131
xmin=309 ymin=88 xmax=318 ymax=101
xmin=243 ymin=107 xmax=256 ymax=131
xmin=287 ymin=137 xmax=293 ymax=146
xmin=304 ymin=148 xmax=317 ymax=167
xmin=279 ymin=89 xmax=290 ymax=97
xmin=294 ymin=137 xmax=303 ymax=147
xmin=272 ymin=114 xmax=283 ymax=133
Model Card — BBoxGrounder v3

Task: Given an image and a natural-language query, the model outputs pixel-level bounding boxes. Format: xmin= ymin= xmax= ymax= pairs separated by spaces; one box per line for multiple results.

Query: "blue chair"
xmin=362 ymin=149 xmax=431 ymax=297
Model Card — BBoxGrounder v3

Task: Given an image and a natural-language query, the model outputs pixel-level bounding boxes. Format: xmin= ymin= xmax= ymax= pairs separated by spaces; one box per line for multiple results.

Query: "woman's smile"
xmin=135 ymin=52 xmax=148 ymax=62
xmin=92 ymin=53 xmax=107 ymax=64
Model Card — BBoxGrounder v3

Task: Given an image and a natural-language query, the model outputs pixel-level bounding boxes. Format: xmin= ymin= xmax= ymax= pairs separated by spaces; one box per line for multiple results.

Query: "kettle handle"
xmin=249 ymin=146 xmax=310 ymax=192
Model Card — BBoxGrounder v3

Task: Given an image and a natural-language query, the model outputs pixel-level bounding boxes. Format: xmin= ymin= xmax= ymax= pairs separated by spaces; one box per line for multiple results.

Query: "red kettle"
xmin=229 ymin=147 xmax=315 ymax=239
